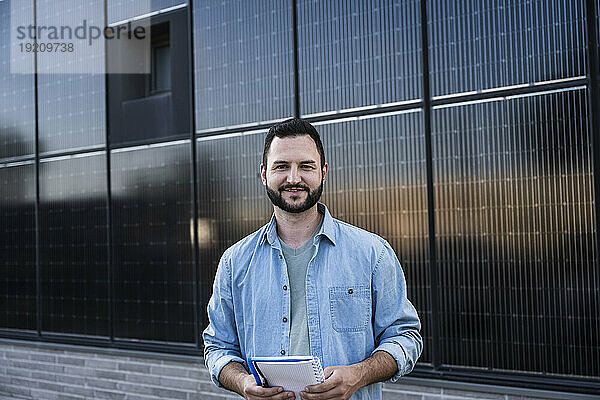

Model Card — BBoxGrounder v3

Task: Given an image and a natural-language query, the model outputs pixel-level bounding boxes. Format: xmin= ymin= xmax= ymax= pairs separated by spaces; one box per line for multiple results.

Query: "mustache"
xmin=279 ymin=184 xmax=310 ymax=192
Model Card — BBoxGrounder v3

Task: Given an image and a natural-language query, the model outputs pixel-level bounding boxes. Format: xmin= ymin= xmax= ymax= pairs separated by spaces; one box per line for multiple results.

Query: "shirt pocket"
xmin=329 ymin=285 xmax=371 ymax=333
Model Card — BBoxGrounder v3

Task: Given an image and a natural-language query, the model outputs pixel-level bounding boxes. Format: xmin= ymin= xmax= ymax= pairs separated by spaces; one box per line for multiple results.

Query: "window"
xmin=151 ymin=22 xmax=171 ymax=94
xmin=108 ymin=8 xmax=190 ymax=145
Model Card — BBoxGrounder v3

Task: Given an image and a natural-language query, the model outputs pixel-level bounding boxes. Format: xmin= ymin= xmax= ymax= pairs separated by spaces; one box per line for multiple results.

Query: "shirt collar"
xmin=260 ymin=202 xmax=337 ymax=247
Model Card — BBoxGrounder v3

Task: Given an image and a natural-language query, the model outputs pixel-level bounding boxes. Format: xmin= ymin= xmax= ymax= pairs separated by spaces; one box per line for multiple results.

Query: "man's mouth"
xmin=281 ymin=186 xmax=308 ymax=193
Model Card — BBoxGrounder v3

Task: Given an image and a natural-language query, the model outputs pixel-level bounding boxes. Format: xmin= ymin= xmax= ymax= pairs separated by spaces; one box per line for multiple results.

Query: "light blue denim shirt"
xmin=203 ymin=203 xmax=422 ymax=400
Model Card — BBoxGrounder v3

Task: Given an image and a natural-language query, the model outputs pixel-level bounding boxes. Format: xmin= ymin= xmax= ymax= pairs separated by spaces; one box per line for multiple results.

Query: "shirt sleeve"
xmin=202 ymin=251 xmax=246 ymax=387
xmin=370 ymin=241 xmax=423 ymax=382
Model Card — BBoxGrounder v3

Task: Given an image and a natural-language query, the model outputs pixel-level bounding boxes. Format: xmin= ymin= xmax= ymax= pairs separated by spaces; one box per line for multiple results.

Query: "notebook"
xmin=248 ymin=356 xmax=325 ymax=398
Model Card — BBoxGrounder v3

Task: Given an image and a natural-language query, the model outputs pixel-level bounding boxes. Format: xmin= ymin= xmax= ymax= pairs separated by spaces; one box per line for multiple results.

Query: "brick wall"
xmin=0 ymin=340 xmax=234 ymax=400
xmin=0 ymin=340 xmax=585 ymax=400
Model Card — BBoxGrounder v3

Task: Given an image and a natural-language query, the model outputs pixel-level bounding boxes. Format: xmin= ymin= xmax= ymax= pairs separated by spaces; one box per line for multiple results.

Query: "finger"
xmin=246 ymin=385 xmax=285 ymax=397
xmin=305 ymin=369 xmax=340 ymax=394
xmin=265 ymin=391 xmax=296 ymax=400
xmin=304 ymin=377 xmax=338 ymax=394
xmin=277 ymin=392 xmax=297 ymax=399
xmin=248 ymin=392 xmax=295 ymax=400
xmin=300 ymin=387 xmax=341 ymax=400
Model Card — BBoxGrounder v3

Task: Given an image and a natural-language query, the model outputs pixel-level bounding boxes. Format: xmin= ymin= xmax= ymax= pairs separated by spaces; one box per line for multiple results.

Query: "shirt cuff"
xmin=371 ymin=342 xmax=408 ymax=383
xmin=208 ymin=354 xmax=246 ymax=387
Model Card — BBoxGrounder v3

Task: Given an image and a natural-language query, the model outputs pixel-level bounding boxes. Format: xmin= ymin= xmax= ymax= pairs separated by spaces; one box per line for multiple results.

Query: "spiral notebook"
xmin=248 ymin=356 xmax=324 ymax=398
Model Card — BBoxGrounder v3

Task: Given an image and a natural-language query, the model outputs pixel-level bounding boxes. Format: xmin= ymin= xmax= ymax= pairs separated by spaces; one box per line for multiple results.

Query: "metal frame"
xmin=419 ymin=0 xmax=440 ymax=370
xmin=33 ymin=0 xmax=41 ymax=339
xmin=187 ymin=0 xmax=201 ymax=350
xmin=585 ymin=0 xmax=600 ymax=284
xmin=292 ymin=0 xmax=300 ymax=118
xmin=103 ymin=0 xmax=115 ymax=344
xmin=1 ymin=0 xmax=599 ymax=395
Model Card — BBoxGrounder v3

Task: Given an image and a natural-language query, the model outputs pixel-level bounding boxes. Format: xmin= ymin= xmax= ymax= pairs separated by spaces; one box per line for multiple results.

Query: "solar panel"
xmin=193 ymin=0 xmax=294 ymax=131
xmin=111 ymin=142 xmax=194 ymax=343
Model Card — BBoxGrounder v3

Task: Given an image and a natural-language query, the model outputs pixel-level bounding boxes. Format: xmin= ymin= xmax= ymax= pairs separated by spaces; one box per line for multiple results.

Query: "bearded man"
xmin=203 ymin=118 xmax=422 ymax=400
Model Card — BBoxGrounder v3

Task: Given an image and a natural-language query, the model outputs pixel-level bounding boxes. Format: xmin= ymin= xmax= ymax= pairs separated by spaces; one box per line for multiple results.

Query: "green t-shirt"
xmin=279 ymin=218 xmax=322 ymax=356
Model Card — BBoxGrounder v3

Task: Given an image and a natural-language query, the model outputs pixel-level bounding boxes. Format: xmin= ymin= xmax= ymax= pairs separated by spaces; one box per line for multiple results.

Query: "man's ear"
xmin=321 ymin=162 xmax=329 ymax=183
xmin=260 ymin=163 xmax=267 ymax=186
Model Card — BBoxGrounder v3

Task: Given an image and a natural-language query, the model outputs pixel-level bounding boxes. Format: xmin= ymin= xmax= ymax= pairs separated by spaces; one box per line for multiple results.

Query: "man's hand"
xmin=299 ymin=365 xmax=362 ymax=400
xmin=219 ymin=361 xmax=295 ymax=400
xmin=299 ymin=351 xmax=398 ymax=400
xmin=241 ymin=374 xmax=296 ymax=400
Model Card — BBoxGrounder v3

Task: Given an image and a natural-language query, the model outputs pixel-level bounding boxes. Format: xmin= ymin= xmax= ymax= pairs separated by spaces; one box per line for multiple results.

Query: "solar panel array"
xmin=36 ymin=0 xmax=106 ymax=154
xmin=316 ymin=114 xmax=431 ymax=362
xmin=0 ymin=161 xmax=36 ymax=331
xmin=111 ymin=142 xmax=194 ymax=343
xmin=433 ymin=88 xmax=597 ymax=375
xmin=107 ymin=0 xmax=187 ymax=24
xmin=0 ymin=1 xmax=35 ymax=160
xmin=297 ymin=0 xmax=422 ymax=115
xmin=39 ymin=153 xmax=109 ymax=336
xmin=428 ymin=0 xmax=587 ymax=97
xmin=193 ymin=0 xmax=294 ymax=131
xmin=0 ymin=0 xmax=597 ymax=383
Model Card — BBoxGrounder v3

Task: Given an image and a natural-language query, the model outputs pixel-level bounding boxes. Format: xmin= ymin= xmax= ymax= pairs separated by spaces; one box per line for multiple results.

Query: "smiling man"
xmin=203 ymin=118 xmax=422 ymax=400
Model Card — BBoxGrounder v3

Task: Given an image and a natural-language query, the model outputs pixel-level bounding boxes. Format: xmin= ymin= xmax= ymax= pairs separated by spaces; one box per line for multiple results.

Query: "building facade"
xmin=0 ymin=0 xmax=599 ymax=399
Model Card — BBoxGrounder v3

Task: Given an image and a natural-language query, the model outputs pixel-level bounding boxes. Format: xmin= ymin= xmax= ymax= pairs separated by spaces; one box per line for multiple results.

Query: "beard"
xmin=265 ymin=180 xmax=324 ymax=213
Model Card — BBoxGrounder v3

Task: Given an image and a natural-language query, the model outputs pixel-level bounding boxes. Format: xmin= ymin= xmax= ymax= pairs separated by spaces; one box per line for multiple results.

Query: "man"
xmin=203 ymin=118 xmax=422 ymax=400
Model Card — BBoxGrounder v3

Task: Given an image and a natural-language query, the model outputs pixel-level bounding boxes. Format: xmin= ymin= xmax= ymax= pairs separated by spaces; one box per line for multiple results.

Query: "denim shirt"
xmin=203 ymin=203 xmax=422 ymax=400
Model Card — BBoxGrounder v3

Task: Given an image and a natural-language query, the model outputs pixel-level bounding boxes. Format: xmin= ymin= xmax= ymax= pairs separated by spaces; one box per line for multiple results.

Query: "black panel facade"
xmin=315 ymin=114 xmax=431 ymax=363
xmin=428 ymin=0 xmax=587 ymax=97
xmin=107 ymin=0 xmax=187 ymax=24
xmin=0 ymin=0 xmax=35 ymax=160
xmin=195 ymin=113 xmax=431 ymax=361
xmin=111 ymin=142 xmax=194 ymax=343
xmin=39 ymin=153 xmax=109 ymax=336
xmin=193 ymin=0 xmax=294 ymax=131
xmin=36 ymin=0 xmax=106 ymax=155
xmin=0 ymin=162 xmax=36 ymax=331
xmin=196 ymin=133 xmax=271 ymax=327
xmin=0 ymin=0 xmax=597 ymax=392
xmin=37 ymin=72 xmax=106 ymax=154
xmin=432 ymin=88 xmax=598 ymax=376
xmin=298 ymin=0 xmax=422 ymax=116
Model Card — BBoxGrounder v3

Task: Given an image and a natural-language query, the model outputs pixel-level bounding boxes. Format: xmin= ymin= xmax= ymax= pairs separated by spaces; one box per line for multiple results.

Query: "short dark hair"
xmin=262 ymin=118 xmax=325 ymax=167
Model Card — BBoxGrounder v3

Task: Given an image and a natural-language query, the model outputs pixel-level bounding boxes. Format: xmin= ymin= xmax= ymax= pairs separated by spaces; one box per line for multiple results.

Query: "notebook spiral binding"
xmin=312 ymin=357 xmax=325 ymax=383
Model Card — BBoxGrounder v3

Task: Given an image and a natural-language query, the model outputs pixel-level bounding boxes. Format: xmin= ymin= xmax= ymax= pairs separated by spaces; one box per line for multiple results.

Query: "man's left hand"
xmin=299 ymin=365 xmax=363 ymax=400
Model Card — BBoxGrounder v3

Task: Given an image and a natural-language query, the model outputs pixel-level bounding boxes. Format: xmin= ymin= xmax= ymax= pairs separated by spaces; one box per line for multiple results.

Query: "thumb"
xmin=323 ymin=366 xmax=336 ymax=379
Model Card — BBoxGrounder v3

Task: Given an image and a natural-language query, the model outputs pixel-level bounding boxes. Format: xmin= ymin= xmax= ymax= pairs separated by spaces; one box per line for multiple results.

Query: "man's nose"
xmin=286 ymin=166 xmax=301 ymax=184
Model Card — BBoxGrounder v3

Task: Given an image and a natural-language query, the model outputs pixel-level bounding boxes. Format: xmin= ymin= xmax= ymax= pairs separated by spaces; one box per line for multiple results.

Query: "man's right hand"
xmin=218 ymin=361 xmax=295 ymax=399
xmin=241 ymin=374 xmax=296 ymax=399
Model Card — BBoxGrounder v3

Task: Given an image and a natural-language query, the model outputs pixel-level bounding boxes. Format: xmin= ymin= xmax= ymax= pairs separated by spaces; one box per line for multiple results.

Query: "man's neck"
xmin=274 ymin=205 xmax=322 ymax=249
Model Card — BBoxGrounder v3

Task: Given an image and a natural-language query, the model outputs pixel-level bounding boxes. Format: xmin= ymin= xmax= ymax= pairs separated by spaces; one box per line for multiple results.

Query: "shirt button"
xmin=283 ymin=317 xmax=288 ymax=323
xmin=279 ymin=254 xmax=282 ymax=259
xmin=283 ymin=285 xmax=287 ymax=291
xmin=281 ymin=350 xmax=286 ymax=355
xmin=348 ymin=288 xmax=353 ymax=294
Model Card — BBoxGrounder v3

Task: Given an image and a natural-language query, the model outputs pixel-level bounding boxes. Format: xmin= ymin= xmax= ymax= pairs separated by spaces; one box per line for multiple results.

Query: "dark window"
xmin=151 ymin=23 xmax=171 ymax=94
xmin=108 ymin=9 xmax=190 ymax=145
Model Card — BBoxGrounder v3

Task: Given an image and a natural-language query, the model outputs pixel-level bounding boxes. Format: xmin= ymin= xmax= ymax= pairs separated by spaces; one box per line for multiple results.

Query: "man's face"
xmin=261 ymin=135 xmax=328 ymax=213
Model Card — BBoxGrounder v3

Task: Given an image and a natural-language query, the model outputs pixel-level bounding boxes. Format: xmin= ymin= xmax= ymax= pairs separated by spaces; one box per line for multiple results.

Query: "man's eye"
xmin=301 ymin=165 xmax=315 ymax=170
xmin=274 ymin=165 xmax=287 ymax=170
